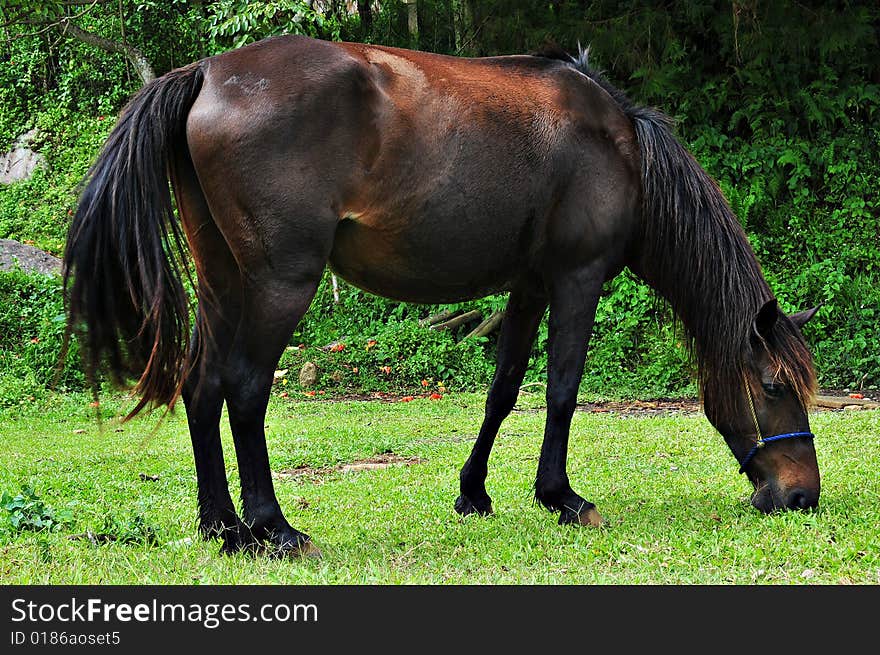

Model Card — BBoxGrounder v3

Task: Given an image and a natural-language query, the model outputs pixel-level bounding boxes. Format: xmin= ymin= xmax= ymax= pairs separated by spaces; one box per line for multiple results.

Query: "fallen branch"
xmin=465 ymin=310 xmax=504 ymax=339
xmin=431 ymin=309 xmax=481 ymax=332
xmin=420 ymin=309 xmax=461 ymax=327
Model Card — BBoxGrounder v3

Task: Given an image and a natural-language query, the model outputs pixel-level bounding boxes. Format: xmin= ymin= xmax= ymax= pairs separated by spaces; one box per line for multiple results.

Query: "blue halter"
xmin=737 ymin=381 xmax=815 ymax=475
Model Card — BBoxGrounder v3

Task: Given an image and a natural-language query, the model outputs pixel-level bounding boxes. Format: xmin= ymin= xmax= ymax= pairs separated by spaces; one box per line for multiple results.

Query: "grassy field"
xmin=1 ymin=390 xmax=878 ymax=584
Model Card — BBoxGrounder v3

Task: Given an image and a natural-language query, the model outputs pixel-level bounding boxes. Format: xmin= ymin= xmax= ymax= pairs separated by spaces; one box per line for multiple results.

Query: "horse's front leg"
xmin=534 ymin=263 xmax=606 ymax=527
xmin=455 ymin=281 xmax=548 ymax=517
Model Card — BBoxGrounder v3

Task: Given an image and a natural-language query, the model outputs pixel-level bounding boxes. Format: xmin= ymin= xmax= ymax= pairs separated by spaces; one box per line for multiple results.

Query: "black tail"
xmin=63 ymin=62 xmax=204 ymax=419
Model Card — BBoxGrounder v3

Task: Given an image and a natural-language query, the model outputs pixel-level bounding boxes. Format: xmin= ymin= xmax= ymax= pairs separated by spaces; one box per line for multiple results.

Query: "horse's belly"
xmin=327 ymin=216 xmax=520 ymax=303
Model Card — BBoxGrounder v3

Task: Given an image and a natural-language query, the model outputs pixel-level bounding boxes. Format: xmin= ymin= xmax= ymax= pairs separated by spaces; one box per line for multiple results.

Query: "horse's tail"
xmin=63 ymin=62 xmax=204 ymax=419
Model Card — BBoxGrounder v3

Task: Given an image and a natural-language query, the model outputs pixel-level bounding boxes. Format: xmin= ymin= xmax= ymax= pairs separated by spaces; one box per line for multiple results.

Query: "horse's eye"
xmin=762 ymin=382 xmax=784 ymax=398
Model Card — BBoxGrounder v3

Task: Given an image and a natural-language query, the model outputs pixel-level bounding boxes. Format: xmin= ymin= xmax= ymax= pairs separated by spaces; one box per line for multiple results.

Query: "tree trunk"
xmin=404 ymin=0 xmax=419 ymax=48
xmin=357 ymin=0 xmax=373 ymax=39
xmin=58 ymin=18 xmax=155 ymax=85
xmin=453 ymin=0 xmax=475 ymax=55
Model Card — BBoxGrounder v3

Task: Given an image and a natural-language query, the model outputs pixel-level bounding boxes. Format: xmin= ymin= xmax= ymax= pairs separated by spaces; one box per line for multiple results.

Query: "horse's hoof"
xmin=577 ymin=507 xmax=604 ymax=527
xmin=298 ymin=540 xmax=322 ymax=559
xmin=558 ymin=504 xmax=604 ymax=527
xmin=266 ymin=533 xmax=322 ymax=559
xmin=454 ymin=494 xmax=493 ymax=517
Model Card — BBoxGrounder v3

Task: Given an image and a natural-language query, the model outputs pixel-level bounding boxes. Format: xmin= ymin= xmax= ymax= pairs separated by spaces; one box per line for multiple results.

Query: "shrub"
xmin=0 ymin=267 xmax=84 ymax=408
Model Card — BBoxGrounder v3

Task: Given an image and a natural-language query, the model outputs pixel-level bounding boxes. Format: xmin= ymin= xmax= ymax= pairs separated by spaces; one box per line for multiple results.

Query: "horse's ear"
xmin=789 ymin=305 xmax=821 ymax=328
xmin=754 ymin=298 xmax=779 ymax=339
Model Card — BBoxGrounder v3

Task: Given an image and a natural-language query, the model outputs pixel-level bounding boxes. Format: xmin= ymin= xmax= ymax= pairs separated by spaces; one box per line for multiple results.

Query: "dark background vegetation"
xmin=1 ymin=1 xmax=877 ymax=407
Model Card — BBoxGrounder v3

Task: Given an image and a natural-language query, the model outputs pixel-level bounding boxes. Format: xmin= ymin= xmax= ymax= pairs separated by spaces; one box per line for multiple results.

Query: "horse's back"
xmin=184 ymin=35 xmax=641 ymax=301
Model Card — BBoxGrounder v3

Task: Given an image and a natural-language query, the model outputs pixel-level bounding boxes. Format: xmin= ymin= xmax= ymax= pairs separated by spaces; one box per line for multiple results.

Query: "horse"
xmin=63 ymin=35 xmax=821 ymax=557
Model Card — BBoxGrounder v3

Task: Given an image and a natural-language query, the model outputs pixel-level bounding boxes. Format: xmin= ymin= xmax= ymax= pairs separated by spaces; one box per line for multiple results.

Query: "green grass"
xmin=1 ymin=390 xmax=878 ymax=584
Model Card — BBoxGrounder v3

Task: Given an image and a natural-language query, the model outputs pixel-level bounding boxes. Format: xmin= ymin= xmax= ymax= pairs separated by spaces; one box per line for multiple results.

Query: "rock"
xmin=299 ymin=361 xmax=319 ymax=387
xmin=0 ymin=239 xmax=62 ymax=276
xmin=1 ymin=129 xmax=45 ymax=184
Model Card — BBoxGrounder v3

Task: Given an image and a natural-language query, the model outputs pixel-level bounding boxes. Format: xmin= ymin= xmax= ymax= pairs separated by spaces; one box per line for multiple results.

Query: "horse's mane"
xmin=532 ymin=43 xmax=817 ymax=420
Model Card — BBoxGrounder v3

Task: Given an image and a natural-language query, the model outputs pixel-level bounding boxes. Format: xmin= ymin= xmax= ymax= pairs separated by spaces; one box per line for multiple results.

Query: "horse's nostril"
xmin=786 ymin=488 xmax=818 ymax=510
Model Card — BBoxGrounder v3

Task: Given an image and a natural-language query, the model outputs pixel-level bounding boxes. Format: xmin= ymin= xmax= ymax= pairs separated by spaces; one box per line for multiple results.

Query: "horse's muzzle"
xmin=751 ymin=483 xmax=819 ymax=513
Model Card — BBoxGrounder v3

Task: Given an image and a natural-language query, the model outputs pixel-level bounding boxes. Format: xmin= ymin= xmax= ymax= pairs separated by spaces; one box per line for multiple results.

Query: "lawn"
xmin=1 ymin=390 xmax=878 ymax=584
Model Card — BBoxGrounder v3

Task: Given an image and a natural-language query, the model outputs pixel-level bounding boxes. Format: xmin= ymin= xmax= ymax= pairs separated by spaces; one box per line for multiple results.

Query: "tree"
xmin=403 ymin=0 xmax=418 ymax=46
xmin=452 ymin=0 xmax=474 ymax=54
xmin=357 ymin=0 xmax=373 ymax=39
xmin=1 ymin=0 xmax=156 ymax=85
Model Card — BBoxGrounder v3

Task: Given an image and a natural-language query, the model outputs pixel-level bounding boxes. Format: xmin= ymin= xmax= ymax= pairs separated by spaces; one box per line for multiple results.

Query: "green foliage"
xmin=0 ymin=111 xmax=113 ymax=254
xmin=0 ymin=0 xmax=877 ymax=400
xmin=0 ymin=268 xmax=84 ymax=408
xmin=0 ymin=485 xmax=73 ymax=535
xmin=205 ymin=0 xmax=342 ymax=48
xmin=284 ymin=280 xmax=493 ymax=393
xmin=97 ymin=510 xmax=160 ymax=546
xmin=585 ymin=272 xmax=696 ymax=399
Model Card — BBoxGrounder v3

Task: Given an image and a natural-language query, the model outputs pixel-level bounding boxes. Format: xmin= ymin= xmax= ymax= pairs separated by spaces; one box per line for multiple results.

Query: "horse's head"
xmin=704 ymin=300 xmax=821 ymax=513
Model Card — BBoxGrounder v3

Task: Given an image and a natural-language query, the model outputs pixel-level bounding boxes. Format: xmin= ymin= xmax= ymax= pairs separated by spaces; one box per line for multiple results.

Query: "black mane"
xmin=532 ymin=43 xmax=818 ymax=418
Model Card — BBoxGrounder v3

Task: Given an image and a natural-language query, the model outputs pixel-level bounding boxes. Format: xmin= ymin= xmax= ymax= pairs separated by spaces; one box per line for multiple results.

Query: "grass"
xmin=1 ymin=390 xmax=878 ymax=584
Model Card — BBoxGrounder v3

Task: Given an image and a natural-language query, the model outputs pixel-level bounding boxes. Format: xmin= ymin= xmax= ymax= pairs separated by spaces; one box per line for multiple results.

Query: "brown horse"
xmin=64 ymin=36 xmax=820 ymax=556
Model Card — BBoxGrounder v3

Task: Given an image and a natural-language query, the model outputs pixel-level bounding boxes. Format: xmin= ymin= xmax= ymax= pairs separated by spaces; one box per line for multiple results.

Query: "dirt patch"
xmin=510 ymin=397 xmax=702 ymax=416
xmin=577 ymin=398 xmax=703 ymax=416
xmin=284 ymin=389 xmax=879 ymax=415
xmin=275 ymin=453 xmax=424 ymax=482
xmin=814 ymin=392 xmax=880 ymax=410
xmin=302 ymin=391 xmax=442 ymax=403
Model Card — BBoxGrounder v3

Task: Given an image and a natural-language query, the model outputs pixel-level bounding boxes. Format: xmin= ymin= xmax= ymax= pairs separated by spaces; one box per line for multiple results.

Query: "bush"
xmin=2 ymin=0 xmax=876 ymax=401
xmin=0 ymin=267 xmax=84 ymax=408
xmin=284 ymin=282 xmax=494 ymax=394
xmin=0 ymin=485 xmax=73 ymax=536
xmin=285 ymin=270 xmax=698 ymax=399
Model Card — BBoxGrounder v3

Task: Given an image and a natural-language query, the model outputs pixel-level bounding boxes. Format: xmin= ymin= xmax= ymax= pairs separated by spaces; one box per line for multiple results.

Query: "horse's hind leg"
xmin=534 ymin=263 xmax=606 ymax=527
xmin=198 ymin=198 xmax=335 ymax=556
xmin=183 ymin=315 xmax=257 ymax=552
xmin=455 ymin=282 xmax=547 ymax=516
xmin=220 ymin=267 xmax=327 ymax=557
xmin=173 ymin=155 xmax=255 ymax=552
